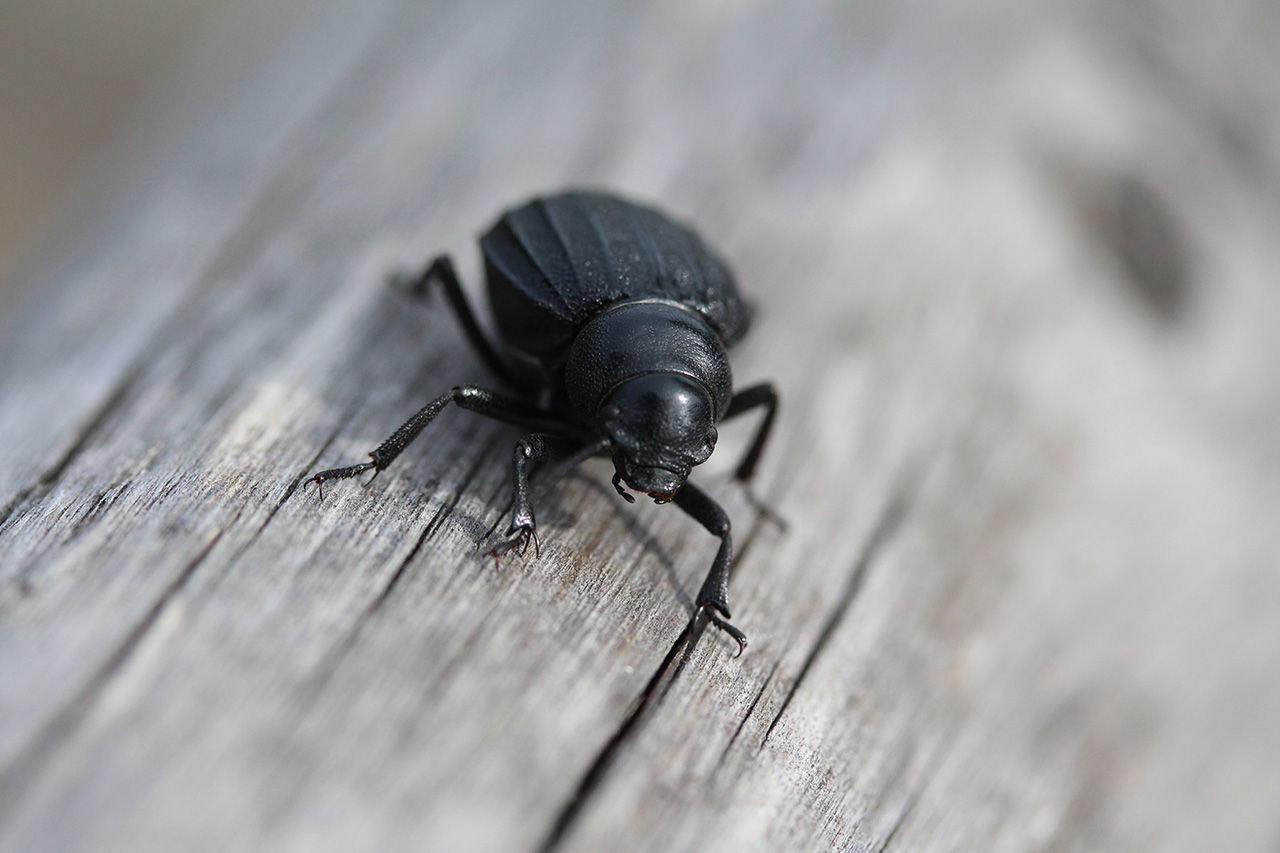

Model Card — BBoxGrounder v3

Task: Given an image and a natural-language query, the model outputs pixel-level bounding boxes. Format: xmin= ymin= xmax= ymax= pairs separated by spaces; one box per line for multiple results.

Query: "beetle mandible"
xmin=309 ymin=190 xmax=778 ymax=652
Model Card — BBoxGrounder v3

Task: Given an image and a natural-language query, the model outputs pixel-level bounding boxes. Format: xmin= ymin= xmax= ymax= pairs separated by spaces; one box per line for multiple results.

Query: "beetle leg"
xmin=489 ymin=434 xmax=598 ymax=561
xmin=392 ymin=254 xmax=521 ymax=388
xmin=721 ymin=382 xmax=786 ymax=529
xmin=722 ymin=382 xmax=778 ymax=482
xmin=308 ymin=386 xmax=570 ymax=493
xmin=672 ymin=481 xmax=747 ymax=655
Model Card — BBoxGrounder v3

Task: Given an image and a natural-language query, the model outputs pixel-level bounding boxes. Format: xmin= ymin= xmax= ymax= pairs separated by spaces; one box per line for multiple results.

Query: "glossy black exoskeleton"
xmin=309 ymin=190 xmax=778 ymax=652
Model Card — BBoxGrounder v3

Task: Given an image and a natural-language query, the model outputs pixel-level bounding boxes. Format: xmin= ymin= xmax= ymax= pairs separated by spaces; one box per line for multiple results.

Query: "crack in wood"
xmin=761 ymin=487 xmax=911 ymax=748
xmin=534 ymin=494 xmax=779 ymax=852
xmin=0 ymin=505 xmax=241 ymax=822
xmin=535 ymin=612 xmax=708 ymax=853
xmin=0 ymin=365 xmax=142 ymax=534
xmin=66 ymin=479 xmax=132 ymax=541
xmin=715 ymin=658 xmax=782 ymax=771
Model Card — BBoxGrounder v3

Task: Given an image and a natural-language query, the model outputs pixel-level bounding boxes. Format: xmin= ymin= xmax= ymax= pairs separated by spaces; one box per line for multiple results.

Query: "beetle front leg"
xmin=673 ymin=481 xmax=747 ymax=655
xmin=489 ymin=433 xmax=585 ymax=560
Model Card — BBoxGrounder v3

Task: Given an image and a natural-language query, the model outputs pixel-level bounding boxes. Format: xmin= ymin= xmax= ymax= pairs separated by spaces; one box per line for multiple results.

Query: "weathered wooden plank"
xmin=2 ymin=1 xmax=1279 ymax=851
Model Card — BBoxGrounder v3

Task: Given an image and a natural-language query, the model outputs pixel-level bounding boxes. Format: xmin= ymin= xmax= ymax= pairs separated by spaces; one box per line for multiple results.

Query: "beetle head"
xmin=598 ymin=373 xmax=717 ymax=503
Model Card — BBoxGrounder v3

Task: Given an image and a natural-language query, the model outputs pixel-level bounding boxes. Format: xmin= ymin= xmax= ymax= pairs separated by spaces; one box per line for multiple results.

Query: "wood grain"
xmin=2 ymin=1 xmax=1279 ymax=850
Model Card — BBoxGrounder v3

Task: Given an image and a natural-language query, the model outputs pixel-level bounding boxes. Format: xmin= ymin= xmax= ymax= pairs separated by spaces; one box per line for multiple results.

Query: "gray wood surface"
xmin=3 ymin=1 xmax=1280 ymax=850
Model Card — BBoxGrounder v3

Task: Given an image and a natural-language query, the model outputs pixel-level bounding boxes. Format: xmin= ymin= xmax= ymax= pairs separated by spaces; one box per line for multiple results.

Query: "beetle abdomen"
xmin=481 ymin=191 xmax=752 ymax=369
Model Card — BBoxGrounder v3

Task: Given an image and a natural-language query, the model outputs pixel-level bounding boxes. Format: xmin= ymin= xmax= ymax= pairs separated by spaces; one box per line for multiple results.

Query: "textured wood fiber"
xmin=2 ymin=1 xmax=1279 ymax=851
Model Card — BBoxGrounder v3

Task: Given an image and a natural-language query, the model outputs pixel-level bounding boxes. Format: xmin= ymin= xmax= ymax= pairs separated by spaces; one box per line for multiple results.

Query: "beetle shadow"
xmin=561 ymin=471 xmax=695 ymax=617
xmin=440 ymin=458 xmax=695 ymax=618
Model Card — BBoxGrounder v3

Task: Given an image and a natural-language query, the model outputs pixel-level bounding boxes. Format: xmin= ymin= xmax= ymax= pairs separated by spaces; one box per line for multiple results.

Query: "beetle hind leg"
xmin=393 ymin=254 xmax=520 ymax=388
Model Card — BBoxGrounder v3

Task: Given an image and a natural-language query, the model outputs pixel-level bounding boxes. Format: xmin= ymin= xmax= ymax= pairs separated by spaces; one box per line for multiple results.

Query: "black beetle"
xmin=309 ymin=190 xmax=778 ymax=652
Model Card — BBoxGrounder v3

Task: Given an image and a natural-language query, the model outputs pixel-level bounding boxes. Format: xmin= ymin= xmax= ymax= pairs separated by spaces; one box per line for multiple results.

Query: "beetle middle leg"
xmin=309 ymin=386 xmax=570 ymax=494
xmin=673 ymin=481 xmax=747 ymax=655
xmin=489 ymin=435 xmax=607 ymax=560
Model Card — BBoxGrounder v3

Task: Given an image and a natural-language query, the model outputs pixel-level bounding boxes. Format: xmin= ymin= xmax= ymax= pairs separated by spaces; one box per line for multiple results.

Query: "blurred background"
xmin=0 ymin=0 xmax=302 ymax=310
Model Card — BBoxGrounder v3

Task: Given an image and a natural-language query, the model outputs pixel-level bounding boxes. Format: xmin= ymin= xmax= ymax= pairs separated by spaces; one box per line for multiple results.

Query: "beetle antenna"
xmin=612 ymin=473 xmax=636 ymax=504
